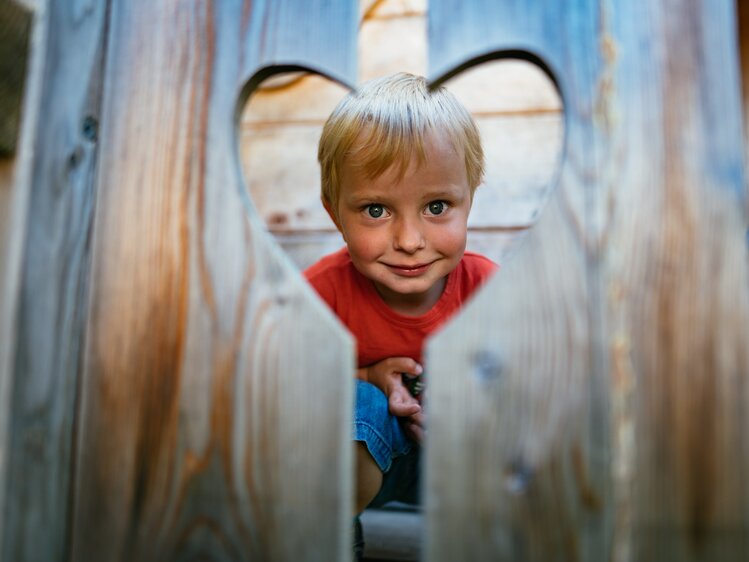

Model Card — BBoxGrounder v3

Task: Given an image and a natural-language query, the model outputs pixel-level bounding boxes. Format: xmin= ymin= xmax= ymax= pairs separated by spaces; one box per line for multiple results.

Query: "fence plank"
xmin=70 ymin=1 xmax=356 ymax=560
xmin=426 ymin=3 xmax=605 ymax=560
xmin=0 ymin=0 xmax=110 ymax=560
xmin=607 ymin=3 xmax=749 ymax=559
xmin=0 ymin=0 xmax=43 ymax=557
xmin=425 ymin=1 xmax=749 ymax=561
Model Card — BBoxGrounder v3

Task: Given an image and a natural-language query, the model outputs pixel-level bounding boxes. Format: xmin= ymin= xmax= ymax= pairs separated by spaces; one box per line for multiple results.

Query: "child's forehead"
xmin=341 ymin=136 xmax=467 ymax=192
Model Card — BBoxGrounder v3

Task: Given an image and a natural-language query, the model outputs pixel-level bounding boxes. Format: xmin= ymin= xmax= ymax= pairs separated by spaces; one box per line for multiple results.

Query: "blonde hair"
xmin=318 ymin=73 xmax=484 ymax=217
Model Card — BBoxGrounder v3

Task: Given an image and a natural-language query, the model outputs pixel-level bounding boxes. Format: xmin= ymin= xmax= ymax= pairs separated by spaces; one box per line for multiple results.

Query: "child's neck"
xmin=373 ymin=276 xmax=447 ymax=317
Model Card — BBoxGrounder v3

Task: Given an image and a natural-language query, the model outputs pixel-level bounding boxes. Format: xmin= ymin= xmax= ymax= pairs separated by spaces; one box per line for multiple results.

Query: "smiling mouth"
xmin=385 ymin=261 xmax=434 ymax=277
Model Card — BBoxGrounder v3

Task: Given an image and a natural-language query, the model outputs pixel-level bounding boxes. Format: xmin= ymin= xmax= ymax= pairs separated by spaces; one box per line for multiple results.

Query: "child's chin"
xmin=386 ymin=279 xmax=434 ymax=294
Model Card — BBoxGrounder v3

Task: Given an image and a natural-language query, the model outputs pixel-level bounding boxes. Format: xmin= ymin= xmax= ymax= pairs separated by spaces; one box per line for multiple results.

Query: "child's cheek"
xmin=430 ymin=225 xmax=465 ymax=256
xmin=348 ymin=234 xmax=382 ymax=261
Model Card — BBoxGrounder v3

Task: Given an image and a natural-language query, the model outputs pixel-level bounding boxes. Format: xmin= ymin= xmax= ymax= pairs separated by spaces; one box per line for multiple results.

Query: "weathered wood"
xmin=608 ymin=3 xmax=749 ymax=559
xmin=0 ymin=0 xmax=32 ymax=155
xmin=0 ymin=0 xmax=110 ymax=560
xmin=70 ymin=1 xmax=356 ymax=560
xmin=0 ymin=0 xmax=46 ymax=550
xmin=0 ymin=0 xmax=45 ymax=534
xmin=359 ymin=8 xmax=425 ymax=82
xmin=425 ymin=1 xmax=749 ymax=561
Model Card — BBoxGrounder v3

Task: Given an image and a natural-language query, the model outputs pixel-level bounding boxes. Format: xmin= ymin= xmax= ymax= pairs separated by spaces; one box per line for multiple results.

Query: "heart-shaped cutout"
xmin=239 ymin=59 xmax=563 ymax=269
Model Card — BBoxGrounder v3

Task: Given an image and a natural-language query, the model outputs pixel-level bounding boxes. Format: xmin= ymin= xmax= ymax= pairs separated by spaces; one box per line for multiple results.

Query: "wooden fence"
xmin=1 ymin=0 xmax=748 ymax=561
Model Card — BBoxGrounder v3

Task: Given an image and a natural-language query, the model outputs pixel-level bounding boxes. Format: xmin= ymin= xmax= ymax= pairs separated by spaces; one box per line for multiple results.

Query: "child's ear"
xmin=323 ymin=198 xmax=343 ymax=234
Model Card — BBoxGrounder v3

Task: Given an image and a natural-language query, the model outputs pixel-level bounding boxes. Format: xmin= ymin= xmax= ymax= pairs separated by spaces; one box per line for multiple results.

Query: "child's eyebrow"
xmin=420 ymin=187 xmax=467 ymax=200
xmin=346 ymin=193 xmax=388 ymax=204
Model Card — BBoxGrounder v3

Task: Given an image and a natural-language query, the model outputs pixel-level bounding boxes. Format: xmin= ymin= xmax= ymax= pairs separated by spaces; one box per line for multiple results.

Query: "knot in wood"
xmin=471 ymin=349 xmax=503 ymax=382
xmin=67 ymin=146 xmax=84 ymax=171
xmin=81 ymin=115 xmax=98 ymax=142
xmin=504 ymin=457 xmax=533 ymax=495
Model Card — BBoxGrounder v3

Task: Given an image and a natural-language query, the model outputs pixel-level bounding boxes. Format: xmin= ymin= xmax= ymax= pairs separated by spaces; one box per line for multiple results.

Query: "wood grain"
xmin=70 ymin=1 xmax=356 ymax=560
xmin=425 ymin=0 xmax=749 ymax=561
xmin=611 ymin=3 xmax=749 ymax=559
xmin=0 ymin=0 xmax=110 ymax=560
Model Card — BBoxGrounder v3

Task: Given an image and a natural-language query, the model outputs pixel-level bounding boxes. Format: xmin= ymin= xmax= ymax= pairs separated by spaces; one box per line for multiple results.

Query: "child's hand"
xmin=403 ymin=411 xmax=426 ymax=444
xmin=358 ymin=357 xmax=422 ymax=418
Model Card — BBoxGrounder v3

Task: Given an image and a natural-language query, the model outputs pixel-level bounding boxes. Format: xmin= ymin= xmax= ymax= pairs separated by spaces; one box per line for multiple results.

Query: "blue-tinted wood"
xmin=426 ymin=0 xmax=749 ymax=560
xmin=2 ymin=0 xmax=110 ymax=560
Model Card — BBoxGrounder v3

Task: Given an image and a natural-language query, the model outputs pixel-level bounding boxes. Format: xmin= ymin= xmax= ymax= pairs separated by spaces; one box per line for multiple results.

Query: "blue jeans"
xmin=354 ymin=380 xmax=421 ymax=508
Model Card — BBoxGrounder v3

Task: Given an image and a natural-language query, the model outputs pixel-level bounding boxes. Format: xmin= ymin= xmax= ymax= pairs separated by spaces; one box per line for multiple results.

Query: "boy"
xmin=304 ymin=72 xmax=496 ymax=556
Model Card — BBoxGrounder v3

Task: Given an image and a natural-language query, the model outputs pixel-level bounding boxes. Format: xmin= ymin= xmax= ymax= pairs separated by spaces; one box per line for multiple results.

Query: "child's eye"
xmin=426 ymin=201 xmax=448 ymax=215
xmin=365 ymin=204 xmax=385 ymax=218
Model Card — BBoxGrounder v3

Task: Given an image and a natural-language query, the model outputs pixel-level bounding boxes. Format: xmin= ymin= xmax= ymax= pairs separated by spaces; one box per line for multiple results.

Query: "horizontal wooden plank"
xmin=443 ymin=59 xmax=562 ymax=114
xmin=240 ymin=124 xmax=328 ymax=229
xmin=241 ymin=73 xmax=349 ymax=125
xmin=471 ymin=113 xmax=563 ymax=226
xmin=367 ymin=0 xmax=426 ymax=18
xmin=359 ymin=12 xmax=426 ymax=81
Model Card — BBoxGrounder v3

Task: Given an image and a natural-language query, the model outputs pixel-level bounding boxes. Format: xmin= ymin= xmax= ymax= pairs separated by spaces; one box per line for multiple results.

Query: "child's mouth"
xmin=386 ymin=262 xmax=432 ymax=276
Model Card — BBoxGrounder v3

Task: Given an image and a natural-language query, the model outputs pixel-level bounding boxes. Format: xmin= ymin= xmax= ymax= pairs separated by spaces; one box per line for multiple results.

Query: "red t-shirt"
xmin=304 ymin=247 xmax=497 ymax=367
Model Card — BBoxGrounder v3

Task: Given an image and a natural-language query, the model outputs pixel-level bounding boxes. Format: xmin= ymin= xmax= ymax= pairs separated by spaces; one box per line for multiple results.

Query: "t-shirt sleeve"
xmin=465 ymin=251 xmax=499 ymax=280
xmin=304 ymin=259 xmax=338 ymax=313
xmin=458 ymin=252 xmax=499 ymax=300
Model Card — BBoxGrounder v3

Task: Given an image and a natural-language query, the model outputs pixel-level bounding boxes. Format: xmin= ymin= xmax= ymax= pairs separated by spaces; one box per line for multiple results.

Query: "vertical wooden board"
xmin=424 ymin=1 xmax=611 ymax=560
xmin=426 ymin=1 xmax=749 ymax=562
xmin=606 ymin=1 xmax=749 ymax=559
xmin=71 ymin=1 xmax=356 ymax=561
xmin=425 ymin=198 xmax=594 ymax=561
xmin=0 ymin=0 xmax=47 ymax=556
xmin=0 ymin=0 xmax=110 ymax=560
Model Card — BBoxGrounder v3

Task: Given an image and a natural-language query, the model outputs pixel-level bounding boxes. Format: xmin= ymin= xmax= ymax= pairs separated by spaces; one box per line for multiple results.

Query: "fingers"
xmin=409 ymin=411 xmax=425 ymax=427
xmin=365 ymin=357 xmax=422 ymax=392
xmin=406 ymin=422 xmax=425 ymax=444
xmin=388 ymin=389 xmax=421 ymax=417
xmin=389 ymin=399 xmax=421 ymax=417
xmin=403 ymin=414 xmax=426 ymax=444
xmin=385 ymin=357 xmax=422 ymax=377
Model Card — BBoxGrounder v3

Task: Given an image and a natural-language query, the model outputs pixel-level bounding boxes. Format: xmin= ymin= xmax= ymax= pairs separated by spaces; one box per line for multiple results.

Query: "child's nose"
xmin=393 ymin=217 xmax=426 ymax=253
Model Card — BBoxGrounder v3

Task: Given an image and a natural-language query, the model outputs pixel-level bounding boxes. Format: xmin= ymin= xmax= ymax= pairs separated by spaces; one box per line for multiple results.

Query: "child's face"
xmin=330 ymin=132 xmax=472 ymax=314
